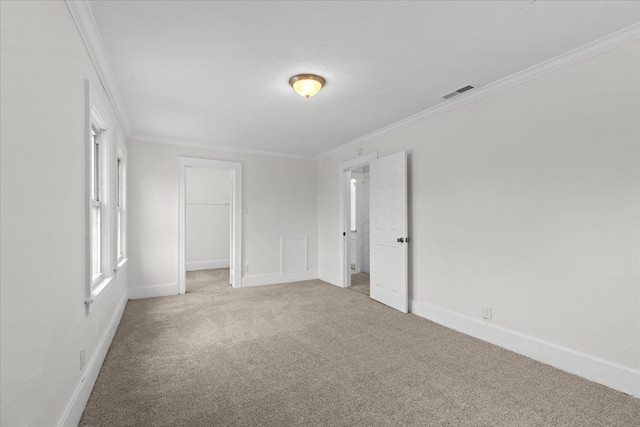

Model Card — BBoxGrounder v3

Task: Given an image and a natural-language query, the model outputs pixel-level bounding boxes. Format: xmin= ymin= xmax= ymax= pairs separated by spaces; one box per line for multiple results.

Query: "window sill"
xmin=117 ymin=257 xmax=129 ymax=269
xmin=87 ymin=275 xmax=113 ymax=312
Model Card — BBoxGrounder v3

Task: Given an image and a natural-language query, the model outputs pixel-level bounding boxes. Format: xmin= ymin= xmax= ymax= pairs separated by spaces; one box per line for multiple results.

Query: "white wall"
xmin=1 ymin=1 xmax=129 ymax=426
xmin=186 ymin=168 xmax=230 ymax=268
xmin=318 ymin=41 xmax=640 ymax=381
xmin=128 ymin=141 xmax=318 ymax=289
xmin=2 ymin=6 xmax=637 ymax=426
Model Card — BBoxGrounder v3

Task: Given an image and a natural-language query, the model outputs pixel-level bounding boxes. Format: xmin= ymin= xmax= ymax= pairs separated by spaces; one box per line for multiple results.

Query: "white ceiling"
xmin=89 ymin=1 xmax=640 ymax=156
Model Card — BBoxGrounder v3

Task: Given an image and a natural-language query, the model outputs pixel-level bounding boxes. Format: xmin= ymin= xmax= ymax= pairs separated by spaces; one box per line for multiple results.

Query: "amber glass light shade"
xmin=289 ymin=74 xmax=325 ymax=99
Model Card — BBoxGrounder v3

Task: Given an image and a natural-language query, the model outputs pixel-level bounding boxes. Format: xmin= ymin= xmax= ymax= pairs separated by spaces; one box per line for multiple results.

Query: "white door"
xmin=350 ymin=231 xmax=358 ymax=271
xmin=352 ymin=172 xmax=366 ymax=273
xmin=349 ymin=175 xmax=359 ymax=273
xmin=369 ymin=151 xmax=408 ymax=313
xmin=229 ymin=174 xmax=234 ymax=286
xmin=362 ymin=172 xmax=371 ymax=273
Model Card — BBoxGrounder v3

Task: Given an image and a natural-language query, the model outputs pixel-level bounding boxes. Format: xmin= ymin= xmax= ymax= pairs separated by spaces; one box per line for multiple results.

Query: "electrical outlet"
xmin=80 ymin=347 xmax=86 ymax=371
xmin=482 ymin=305 xmax=492 ymax=320
xmin=244 ymin=264 xmax=249 ymax=273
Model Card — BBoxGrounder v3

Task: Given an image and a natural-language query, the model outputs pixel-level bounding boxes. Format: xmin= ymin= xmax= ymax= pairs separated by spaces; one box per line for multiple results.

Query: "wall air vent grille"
xmin=442 ymin=84 xmax=475 ymax=99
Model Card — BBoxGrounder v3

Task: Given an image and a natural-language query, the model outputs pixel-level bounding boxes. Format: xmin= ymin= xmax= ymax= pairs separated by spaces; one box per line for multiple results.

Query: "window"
xmin=89 ymin=118 xmax=109 ymax=293
xmin=90 ymin=127 xmax=103 ymax=282
xmin=116 ymin=147 xmax=127 ymax=264
xmin=350 ymin=178 xmax=357 ymax=231
xmin=86 ymin=80 xmax=112 ymax=303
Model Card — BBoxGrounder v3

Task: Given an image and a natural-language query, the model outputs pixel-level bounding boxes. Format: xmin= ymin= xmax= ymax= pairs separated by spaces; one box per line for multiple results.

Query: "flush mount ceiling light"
xmin=289 ymin=74 xmax=325 ymax=99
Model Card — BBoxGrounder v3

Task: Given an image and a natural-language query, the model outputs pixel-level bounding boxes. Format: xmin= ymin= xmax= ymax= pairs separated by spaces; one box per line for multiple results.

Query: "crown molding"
xmin=317 ymin=23 xmax=640 ymax=159
xmin=65 ymin=1 xmax=638 ymax=161
xmin=131 ymin=134 xmax=317 ymax=160
xmin=66 ymin=0 xmax=131 ymax=135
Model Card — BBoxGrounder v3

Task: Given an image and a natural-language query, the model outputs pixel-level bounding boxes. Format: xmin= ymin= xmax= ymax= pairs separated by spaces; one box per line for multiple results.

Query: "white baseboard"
xmin=128 ymin=283 xmax=178 ymax=300
xmin=242 ymin=270 xmax=318 ymax=288
xmin=318 ymin=269 xmax=340 ymax=287
xmin=410 ymin=300 xmax=640 ymax=398
xmin=186 ymin=259 xmax=229 ymax=271
xmin=58 ymin=292 xmax=128 ymax=427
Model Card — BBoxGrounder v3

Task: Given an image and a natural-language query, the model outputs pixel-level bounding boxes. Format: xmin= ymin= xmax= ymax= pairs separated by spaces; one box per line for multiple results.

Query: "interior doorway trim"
xmin=178 ymin=156 xmax=242 ymax=293
xmin=337 ymin=151 xmax=378 ymax=288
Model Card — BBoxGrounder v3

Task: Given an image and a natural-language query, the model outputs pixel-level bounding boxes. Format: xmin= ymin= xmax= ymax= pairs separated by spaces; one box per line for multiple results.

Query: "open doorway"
xmin=348 ymin=165 xmax=370 ymax=296
xmin=184 ymin=167 xmax=232 ymax=293
xmin=338 ymin=151 xmax=409 ymax=313
xmin=338 ymin=152 xmax=377 ymax=293
xmin=178 ymin=157 xmax=242 ymax=293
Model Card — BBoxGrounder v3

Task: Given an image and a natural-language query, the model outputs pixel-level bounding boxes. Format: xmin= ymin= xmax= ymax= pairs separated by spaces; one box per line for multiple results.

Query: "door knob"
xmin=397 ymin=237 xmax=405 ymax=243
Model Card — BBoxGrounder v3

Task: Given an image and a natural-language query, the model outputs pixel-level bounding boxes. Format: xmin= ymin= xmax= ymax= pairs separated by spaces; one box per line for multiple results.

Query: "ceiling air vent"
xmin=441 ymin=85 xmax=474 ymax=100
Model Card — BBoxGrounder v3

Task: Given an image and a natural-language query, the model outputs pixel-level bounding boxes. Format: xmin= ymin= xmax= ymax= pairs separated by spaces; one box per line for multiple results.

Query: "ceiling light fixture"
xmin=289 ymin=74 xmax=325 ymax=99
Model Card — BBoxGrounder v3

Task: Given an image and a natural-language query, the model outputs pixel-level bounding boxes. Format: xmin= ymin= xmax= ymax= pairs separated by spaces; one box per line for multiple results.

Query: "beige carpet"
xmin=350 ymin=272 xmax=370 ymax=296
xmin=80 ymin=269 xmax=640 ymax=426
xmin=186 ymin=268 xmax=230 ymax=293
